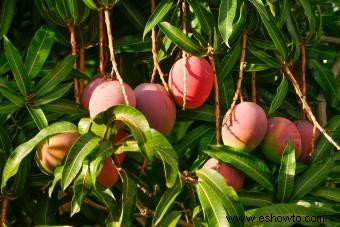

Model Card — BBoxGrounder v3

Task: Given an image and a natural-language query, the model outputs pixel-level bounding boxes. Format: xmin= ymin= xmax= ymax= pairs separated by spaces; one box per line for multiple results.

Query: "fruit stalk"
xmin=150 ymin=0 xmax=168 ymax=91
xmin=225 ymin=31 xmax=248 ymax=122
xmin=104 ymin=9 xmax=130 ymax=105
xmin=181 ymin=0 xmax=188 ymax=110
xmin=1 ymin=197 xmax=8 ymax=227
xmin=69 ymin=24 xmax=80 ymax=104
xmin=282 ymin=64 xmax=340 ymax=150
xmin=208 ymin=45 xmax=221 ymax=144
xmin=99 ymin=9 xmax=105 ymax=75
xmin=301 ymin=43 xmax=307 ymax=120
xmin=251 ymin=71 xmax=256 ymax=103
xmin=79 ymin=46 xmax=85 ymax=97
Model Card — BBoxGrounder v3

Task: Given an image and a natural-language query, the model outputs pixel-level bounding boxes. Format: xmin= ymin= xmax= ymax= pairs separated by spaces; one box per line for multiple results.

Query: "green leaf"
xmin=286 ymin=14 xmax=301 ymax=62
xmin=218 ymin=0 xmax=237 ymax=47
xmin=249 ymin=0 xmax=288 ymax=59
xmin=82 ymin=0 xmax=98 ymax=10
xmin=3 ymin=36 xmax=31 ymax=96
xmin=0 ymin=85 xmax=24 ymax=107
xmin=311 ymin=59 xmax=340 ymax=109
xmin=119 ymin=0 xmax=146 ymax=31
xmin=48 ymin=166 xmax=63 ymax=197
xmin=153 ymin=178 xmax=182 ymax=226
xmin=159 ymin=211 xmax=182 ymax=227
xmin=0 ymin=101 xmax=20 ymax=114
xmin=1 ymin=121 xmax=77 ymax=190
xmin=158 ymin=22 xmax=205 ymax=56
xmin=268 ymin=75 xmax=288 ymax=115
xmin=290 ymin=157 xmax=334 ymax=201
xmin=278 ymin=140 xmax=296 ymax=202
xmin=25 ymin=26 xmax=55 ymax=78
xmin=314 ymin=115 xmax=340 ymax=163
xmin=71 ymin=162 xmax=91 ymax=216
xmin=218 ymin=42 xmax=241 ymax=81
xmin=102 ymin=105 xmax=153 ymax=160
xmin=35 ymin=55 xmax=75 ymax=97
xmin=27 ymin=107 xmax=49 ymax=130
xmin=228 ymin=2 xmax=246 ymax=44
xmin=197 ymin=168 xmax=244 ymax=227
xmin=117 ymin=171 xmax=136 ymax=227
xmin=206 ymin=146 xmax=275 ymax=192
xmin=238 ymin=191 xmax=274 ymax=208
xmin=247 ymin=46 xmax=280 ymax=68
xmin=150 ymin=129 xmax=179 ymax=188
xmin=143 ymin=0 xmax=173 ymax=39
xmin=0 ymin=54 xmax=9 ymax=75
xmin=219 ymin=76 xmax=234 ymax=110
xmin=33 ymin=83 xmax=73 ymax=105
xmin=196 ymin=182 xmax=230 ymax=227
xmin=278 ymin=0 xmax=291 ymax=28
xmin=115 ymin=36 xmax=152 ymax=54
xmin=245 ymin=204 xmax=324 ymax=226
xmin=0 ymin=0 xmax=16 ymax=38
xmin=177 ymin=104 xmax=217 ymax=122
xmin=175 ymin=125 xmax=212 ymax=157
xmin=61 ymin=133 xmax=101 ymax=190
xmin=311 ymin=187 xmax=340 ymax=203
xmin=188 ymin=0 xmax=214 ymax=35
xmin=42 ymin=99 xmax=87 ymax=116
xmin=298 ymin=0 xmax=316 ymax=35
xmin=92 ymin=185 xmax=119 ymax=223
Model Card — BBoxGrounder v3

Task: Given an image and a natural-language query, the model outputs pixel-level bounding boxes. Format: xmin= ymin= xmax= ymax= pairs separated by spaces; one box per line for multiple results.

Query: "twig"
xmin=150 ymin=0 xmax=168 ymax=91
xmin=282 ymin=64 xmax=340 ymax=150
xmin=69 ymin=24 xmax=80 ymax=104
xmin=1 ymin=197 xmax=8 ymax=227
xmin=104 ymin=9 xmax=130 ymax=105
xmin=224 ymin=31 xmax=248 ymax=124
xmin=208 ymin=43 xmax=221 ymax=144
xmin=79 ymin=47 xmax=85 ymax=97
xmin=320 ymin=36 xmax=340 ymax=45
xmin=251 ymin=72 xmax=256 ymax=103
xmin=98 ymin=9 xmax=105 ymax=75
xmin=301 ymin=44 xmax=307 ymax=120
xmin=84 ymin=198 xmax=107 ymax=211
xmin=182 ymin=0 xmax=188 ymax=110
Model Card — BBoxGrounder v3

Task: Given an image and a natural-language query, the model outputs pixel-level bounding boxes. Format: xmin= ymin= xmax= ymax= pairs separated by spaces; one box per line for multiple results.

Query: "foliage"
xmin=0 ymin=0 xmax=339 ymax=226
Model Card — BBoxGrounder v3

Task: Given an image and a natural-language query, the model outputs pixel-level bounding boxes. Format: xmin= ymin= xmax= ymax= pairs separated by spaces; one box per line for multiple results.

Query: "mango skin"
xmin=134 ymin=83 xmax=176 ymax=135
xmin=221 ymin=102 xmax=268 ymax=152
xmin=168 ymin=56 xmax=214 ymax=109
xmin=294 ymin=120 xmax=320 ymax=162
xmin=262 ymin=117 xmax=302 ymax=164
xmin=96 ymin=158 xmax=120 ymax=188
xmin=82 ymin=78 xmax=136 ymax=118
xmin=203 ymin=158 xmax=245 ymax=191
xmin=36 ymin=132 xmax=80 ymax=175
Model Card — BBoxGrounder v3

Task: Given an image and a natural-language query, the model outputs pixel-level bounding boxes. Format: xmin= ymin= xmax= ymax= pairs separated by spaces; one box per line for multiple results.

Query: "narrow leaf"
xmin=118 ymin=171 xmax=136 ymax=227
xmin=238 ymin=191 xmax=274 ymax=208
xmin=61 ymin=133 xmax=101 ymax=190
xmin=218 ymin=0 xmax=237 ymax=46
xmin=33 ymin=83 xmax=73 ymax=105
xmin=0 ymin=85 xmax=24 ymax=107
xmin=3 ymin=36 xmax=31 ymax=96
xmin=1 ymin=122 xmax=77 ymax=190
xmin=206 ymin=145 xmax=275 ymax=192
xmin=0 ymin=101 xmax=20 ymax=114
xmin=218 ymin=42 xmax=241 ymax=81
xmin=247 ymin=45 xmax=280 ymax=68
xmin=0 ymin=0 xmax=16 ymax=38
xmin=158 ymin=22 xmax=205 ymax=56
xmin=143 ymin=0 xmax=173 ymax=39
xmin=311 ymin=187 xmax=340 ymax=203
xmin=188 ymin=0 xmax=214 ymax=35
xmin=278 ymin=140 xmax=296 ymax=202
xmin=268 ymin=75 xmax=288 ymax=115
xmin=27 ymin=107 xmax=49 ymax=130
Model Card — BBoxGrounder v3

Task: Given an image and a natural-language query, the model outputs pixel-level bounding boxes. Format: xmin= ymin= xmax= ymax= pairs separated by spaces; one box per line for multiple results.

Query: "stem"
xmin=1 ymin=197 xmax=8 ymax=227
xmin=104 ymin=9 xmax=130 ymax=105
xmin=316 ymin=93 xmax=327 ymax=126
xmin=69 ymin=24 xmax=80 ymax=104
xmin=150 ymin=0 xmax=168 ymax=91
xmin=99 ymin=9 xmax=105 ymax=75
xmin=182 ymin=0 xmax=188 ymax=110
xmin=301 ymin=44 xmax=307 ymax=120
xmin=282 ymin=64 xmax=340 ymax=150
xmin=224 ymin=31 xmax=247 ymax=123
xmin=79 ymin=47 xmax=85 ymax=97
xmin=208 ymin=45 xmax=221 ymax=144
xmin=251 ymin=71 xmax=256 ymax=103
xmin=320 ymin=36 xmax=340 ymax=45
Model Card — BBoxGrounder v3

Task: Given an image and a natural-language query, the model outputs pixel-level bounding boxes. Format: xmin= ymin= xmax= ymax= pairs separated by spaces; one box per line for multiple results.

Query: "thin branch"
xmin=301 ymin=44 xmax=307 ymax=120
xmin=282 ymin=64 xmax=340 ymax=150
xmin=321 ymin=36 xmax=340 ymax=45
xmin=150 ymin=0 xmax=168 ymax=91
xmin=251 ymin=71 xmax=256 ymax=103
xmin=208 ymin=44 xmax=221 ymax=144
xmin=99 ymin=9 xmax=105 ymax=75
xmin=104 ymin=9 xmax=130 ymax=105
xmin=69 ymin=24 xmax=80 ymax=104
xmin=224 ymin=31 xmax=248 ymax=124
xmin=182 ymin=0 xmax=188 ymax=110
xmin=1 ymin=197 xmax=8 ymax=227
